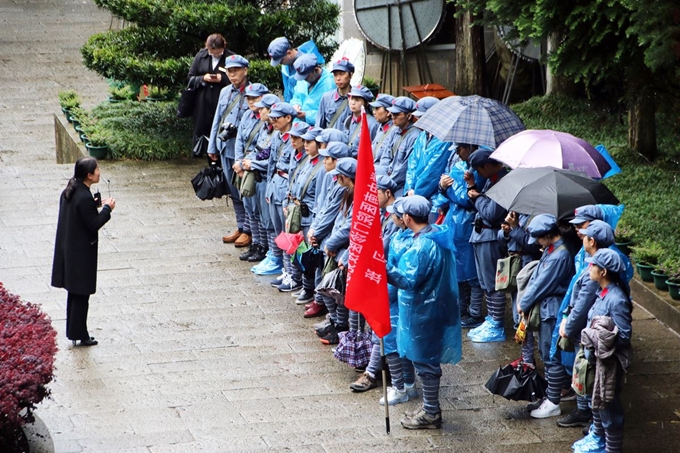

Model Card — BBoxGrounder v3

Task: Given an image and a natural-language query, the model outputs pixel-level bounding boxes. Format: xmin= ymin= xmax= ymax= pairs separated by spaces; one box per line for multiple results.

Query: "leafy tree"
xmin=82 ymin=0 xmax=340 ymax=90
xmin=455 ymin=0 xmax=680 ymax=160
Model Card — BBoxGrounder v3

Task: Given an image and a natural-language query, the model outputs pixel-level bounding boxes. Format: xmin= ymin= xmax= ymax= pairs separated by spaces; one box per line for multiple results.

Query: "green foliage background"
xmin=512 ymin=95 xmax=680 ymax=271
xmin=82 ymin=0 xmax=340 ymax=91
xmin=91 ymin=100 xmax=193 ymax=160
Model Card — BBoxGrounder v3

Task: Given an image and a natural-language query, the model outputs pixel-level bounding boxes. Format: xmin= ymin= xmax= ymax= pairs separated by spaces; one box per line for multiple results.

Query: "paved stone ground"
xmin=2 ymin=1 xmax=680 ymax=452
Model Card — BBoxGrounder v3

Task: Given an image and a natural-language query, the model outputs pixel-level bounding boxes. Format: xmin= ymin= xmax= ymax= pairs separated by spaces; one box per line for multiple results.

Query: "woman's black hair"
xmin=340 ymin=178 xmax=355 ymax=217
xmin=63 ymin=157 xmax=97 ymax=201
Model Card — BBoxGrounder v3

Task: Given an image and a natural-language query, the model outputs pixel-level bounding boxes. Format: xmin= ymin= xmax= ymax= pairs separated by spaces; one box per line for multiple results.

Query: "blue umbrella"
xmin=415 ymin=95 xmax=526 ymax=148
xmin=596 ymin=144 xmax=621 ymax=179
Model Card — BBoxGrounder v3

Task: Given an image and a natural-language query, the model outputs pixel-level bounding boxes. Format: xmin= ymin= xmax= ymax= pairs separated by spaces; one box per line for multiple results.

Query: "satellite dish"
xmin=353 ymin=0 xmax=445 ymax=51
xmin=497 ymin=26 xmax=543 ymax=61
xmin=328 ymin=38 xmax=366 ymax=86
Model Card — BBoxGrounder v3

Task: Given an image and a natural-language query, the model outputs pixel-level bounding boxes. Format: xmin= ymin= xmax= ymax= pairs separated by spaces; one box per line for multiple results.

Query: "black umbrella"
xmin=315 ymin=268 xmax=347 ymax=307
xmin=485 ymin=167 xmax=619 ymax=219
xmin=191 ymin=162 xmax=227 ymax=200
xmin=485 ymin=360 xmax=547 ymax=402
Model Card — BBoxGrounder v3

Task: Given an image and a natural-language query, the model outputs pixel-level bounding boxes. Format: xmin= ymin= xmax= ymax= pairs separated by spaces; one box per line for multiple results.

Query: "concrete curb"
xmin=631 ymin=275 xmax=680 ymax=335
xmin=24 ymin=413 xmax=54 ymax=453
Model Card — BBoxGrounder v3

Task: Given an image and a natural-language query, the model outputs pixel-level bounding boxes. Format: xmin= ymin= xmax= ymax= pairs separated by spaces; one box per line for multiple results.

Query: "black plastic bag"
xmin=177 ymin=86 xmax=196 ymax=118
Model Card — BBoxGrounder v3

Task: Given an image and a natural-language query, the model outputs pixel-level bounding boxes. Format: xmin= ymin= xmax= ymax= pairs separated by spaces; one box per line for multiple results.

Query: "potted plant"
xmin=58 ymin=89 xmax=81 ymax=116
xmin=108 ymin=84 xmax=137 ymax=102
xmin=83 ymin=122 xmax=110 ymax=159
xmin=665 ymin=260 xmax=680 ymax=301
xmin=651 ymin=263 xmax=669 ymax=291
xmin=362 ymin=76 xmax=381 ymax=98
xmin=145 ymin=85 xmax=168 ymax=102
xmin=68 ymin=106 xmax=88 ymax=129
xmin=630 ymin=242 xmax=663 ymax=282
xmin=614 ymin=222 xmax=634 ymax=257
xmin=72 ymin=109 xmax=93 ymax=143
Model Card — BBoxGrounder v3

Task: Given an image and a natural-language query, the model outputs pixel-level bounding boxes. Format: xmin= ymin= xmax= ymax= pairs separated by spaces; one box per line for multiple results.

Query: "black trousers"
xmin=66 ymin=292 xmax=90 ymax=341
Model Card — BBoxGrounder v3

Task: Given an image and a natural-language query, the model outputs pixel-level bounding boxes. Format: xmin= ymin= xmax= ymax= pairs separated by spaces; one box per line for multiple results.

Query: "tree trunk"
xmin=454 ymin=8 xmax=487 ymax=96
xmin=545 ymin=32 xmax=575 ymax=97
xmin=627 ymin=67 xmax=657 ymax=160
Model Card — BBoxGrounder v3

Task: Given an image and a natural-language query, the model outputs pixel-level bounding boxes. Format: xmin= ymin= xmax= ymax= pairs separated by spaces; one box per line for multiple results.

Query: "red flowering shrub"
xmin=0 ymin=282 xmax=57 ymax=432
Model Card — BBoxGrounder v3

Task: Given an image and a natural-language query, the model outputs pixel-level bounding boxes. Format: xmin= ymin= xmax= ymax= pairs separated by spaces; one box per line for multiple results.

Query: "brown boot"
xmin=234 ymin=233 xmax=252 ymax=248
xmin=222 ymin=230 xmax=241 ymax=243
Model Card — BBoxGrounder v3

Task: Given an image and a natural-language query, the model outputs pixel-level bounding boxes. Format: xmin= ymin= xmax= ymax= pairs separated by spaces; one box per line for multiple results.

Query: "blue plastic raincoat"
xmin=280 ymin=41 xmax=325 ymax=103
xmin=382 ymin=224 xmax=414 ymax=354
xmin=387 ymin=224 xmax=461 ymax=365
xmin=403 ymin=132 xmax=452 ymax=200
xmin=434 ymin=159 xmax=485 ymax=282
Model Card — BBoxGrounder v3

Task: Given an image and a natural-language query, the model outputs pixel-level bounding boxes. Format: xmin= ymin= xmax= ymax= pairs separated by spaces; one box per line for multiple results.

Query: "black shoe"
xmin=319 ymin=324 xmax=348 ymax=345
xmin=79 ymin=337 xmax=98 ymax=346
xmin=557 ymin=409 xmax=592 ymax=428
xmin=460 ymin=315 xmax=484 ymax=328
xmin=316 ymin=319 xmax=335 ymax=337
xmin=247 ymin=245 xmax=267 ymax=262
xmin=582 ymin=423 xmax=592 ymax=436
xmin=295 ymin=288 xmax=315 ymax=305
xmin=239 ymin=244 xmax=256 ymax=261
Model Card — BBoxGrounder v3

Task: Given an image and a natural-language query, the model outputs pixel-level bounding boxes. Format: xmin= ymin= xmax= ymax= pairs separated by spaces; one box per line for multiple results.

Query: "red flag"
xmin=344 ymin=108 xmax=391 ymax=337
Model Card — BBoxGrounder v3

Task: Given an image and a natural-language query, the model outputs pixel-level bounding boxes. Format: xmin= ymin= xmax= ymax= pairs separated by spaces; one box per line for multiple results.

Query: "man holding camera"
xmin=208 ymin=54 xmax=252 ymax=246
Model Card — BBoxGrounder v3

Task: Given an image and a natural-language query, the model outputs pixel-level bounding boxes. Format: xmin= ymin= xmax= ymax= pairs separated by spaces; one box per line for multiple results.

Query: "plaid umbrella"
xmin=415 ymin=95 xmax=525 ymax=148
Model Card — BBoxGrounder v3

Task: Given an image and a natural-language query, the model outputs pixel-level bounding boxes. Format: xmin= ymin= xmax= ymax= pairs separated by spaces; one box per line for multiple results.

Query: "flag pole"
xmin=380 ymin=337 xmax=390 ymax=434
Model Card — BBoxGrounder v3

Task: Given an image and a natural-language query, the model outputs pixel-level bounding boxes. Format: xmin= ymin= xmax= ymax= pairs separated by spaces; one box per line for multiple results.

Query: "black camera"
xmin=300 ymin=202 xmax=310 ymax=217
xmin=217 ymin=122 xmax=237 ymax=141
xmin=474 ymin=217 xmax=484 ymax=234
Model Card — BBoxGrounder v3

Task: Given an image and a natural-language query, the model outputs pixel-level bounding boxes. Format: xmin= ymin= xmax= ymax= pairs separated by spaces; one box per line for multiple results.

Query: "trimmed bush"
xmin=0 ymin=283 xmax=57 ymax=443
xmin=90 ymin=100 xmax=193 ymax=160
xmin=81 ymin=0 xmax=340 ymax=90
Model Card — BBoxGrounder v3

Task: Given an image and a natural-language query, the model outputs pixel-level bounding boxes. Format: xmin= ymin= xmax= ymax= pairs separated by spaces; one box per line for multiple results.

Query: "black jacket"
xmin=51 ymin=181 xmax=111 ymax=295
xmin=188 ymin=48 xmax=233 ymax=143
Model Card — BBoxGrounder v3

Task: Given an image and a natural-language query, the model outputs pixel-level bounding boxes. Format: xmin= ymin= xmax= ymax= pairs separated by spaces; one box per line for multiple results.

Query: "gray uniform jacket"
xmin=208 ymin=83 xmax=251 ymax=159
xmin=316 ymin=90 xmax=350 ymax=130
xmin=469 ymin=169 xmax=509 ymax=244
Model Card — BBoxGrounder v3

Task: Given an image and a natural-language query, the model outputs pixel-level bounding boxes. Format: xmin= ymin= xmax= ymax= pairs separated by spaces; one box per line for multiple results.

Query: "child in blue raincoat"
xmin=386 ymin=195 xmax=461 ymax=430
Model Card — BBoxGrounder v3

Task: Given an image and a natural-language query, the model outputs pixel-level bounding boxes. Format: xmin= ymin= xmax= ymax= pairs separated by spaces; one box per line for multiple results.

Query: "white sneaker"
xmin=404 ymin=383 xmax=418 ymax=398
xmin=530 ymin=398 xmax=561 ymax=419
xmin=379 ymin=387 xmax=409 ymax=406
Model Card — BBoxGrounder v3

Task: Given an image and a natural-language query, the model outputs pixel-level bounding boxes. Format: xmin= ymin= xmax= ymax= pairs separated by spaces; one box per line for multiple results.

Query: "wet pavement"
xmin=1 ymin=1 xmax=680 ymax=451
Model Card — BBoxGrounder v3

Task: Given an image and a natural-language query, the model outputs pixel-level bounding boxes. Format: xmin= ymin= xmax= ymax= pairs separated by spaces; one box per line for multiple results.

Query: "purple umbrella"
xmin=490 ymin=129 xmax=612 ymax=179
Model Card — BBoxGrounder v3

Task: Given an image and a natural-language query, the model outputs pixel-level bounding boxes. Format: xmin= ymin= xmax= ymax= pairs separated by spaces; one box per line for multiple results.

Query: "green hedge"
xmin=82 ymin=0 xmax=340 ymax=90
xmin=91 ymin=100 xmax=192 ymax=160
xmin=512 ymin=95 xmax=680 ymax=271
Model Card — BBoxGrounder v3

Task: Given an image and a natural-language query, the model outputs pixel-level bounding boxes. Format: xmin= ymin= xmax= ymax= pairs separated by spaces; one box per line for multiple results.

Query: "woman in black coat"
xmin=51 ymin=157 xmax=116 ymax=346
xmin=188 ymin=33 xmax=234 ymax=153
